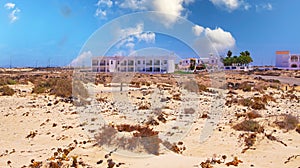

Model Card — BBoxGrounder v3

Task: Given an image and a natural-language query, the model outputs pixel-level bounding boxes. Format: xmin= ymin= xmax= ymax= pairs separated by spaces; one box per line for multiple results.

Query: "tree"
xmin=239 ymin=51 xmax=253 ymax=65
xmin=227 ymin=50 xmax=232 ymax=58
xmin=189 ymin=59 xmax=196 ymax=71
xmin=222 ymin=50 xmax=253 ymax=66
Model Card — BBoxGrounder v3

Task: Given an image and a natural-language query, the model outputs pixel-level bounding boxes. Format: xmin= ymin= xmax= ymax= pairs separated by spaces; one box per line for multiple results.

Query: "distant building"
xmin=276 ymin=51 xmax=300 ymax=69
xmin=92 ymin=56 xmax=175 ymax=73
xmin=178 ymin=54 xmax=221 ymax=72
xmin=223 ymin=65 xmax=253 ymax=71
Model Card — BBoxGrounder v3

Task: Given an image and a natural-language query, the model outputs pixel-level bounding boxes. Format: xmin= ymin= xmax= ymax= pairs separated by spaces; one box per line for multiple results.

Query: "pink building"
xmin=276 ymin=51 xmax=300 ymax=69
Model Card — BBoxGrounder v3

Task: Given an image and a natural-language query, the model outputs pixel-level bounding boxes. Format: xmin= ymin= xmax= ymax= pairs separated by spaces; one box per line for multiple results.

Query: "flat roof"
xmin=276 ymin=51 xmax=290 ymax=55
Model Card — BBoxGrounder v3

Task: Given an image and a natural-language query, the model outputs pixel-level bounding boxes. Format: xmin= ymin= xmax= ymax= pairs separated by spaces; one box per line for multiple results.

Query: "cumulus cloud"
xmin=119 ymin=0 xmax=148 ymax=10
xmin=4 ymin=2 xmax=15 ymax=9
xmin=95 ymin=0 xmax=113 ymax=19
xmin=118 ymin=0 xmax=195 ymax=26
xmin=192 ymin=25 xmax=204 ymax=36
xmin=205 ymin=27 xmax=235 ymax=51
xmin=95 ymin=8 xmax=107 ymax=17
xmin=9 ymin=8 xmax=21 ymax=23
xmin=119 ymin=23 xmax=144 ymax=38
xmin=116 ymin=23 xmax=156 ymax=55
xmin=136 ymin=32 xmax=155 ymax=43
xmin=4 ymin=2 xmax=20 ymax=23
xmin=193 ymin=27 xmax=235 ymax=57
xmin=70 ymin=51 xmax=93 ymax=67
xmin=96 ymin=0 xmax=113 ymax=8
xmin=209 ymin=0 xmax=250 ymax=12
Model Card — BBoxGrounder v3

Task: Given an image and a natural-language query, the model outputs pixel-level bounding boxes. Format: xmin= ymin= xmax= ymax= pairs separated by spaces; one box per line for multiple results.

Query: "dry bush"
xmin=115 ymin=124 xmax=159 ymax=137
xmin=238 ymin=97 xmax=266 ymax=110
xmin=225 ymin=157 xmax=243 ymax=166
xmin=50 ymin=78 xmax=72 ymax=98
xmin=0 ymin=77 xmax=17 ymax=86
xmin=274 ymin=114 xmax=299 ymax=131
xmin=253 ymin=83 xmax=267 ymax=93
xmin=238 ymin=98 xmax=252 ymax=107
xmin=250 ymin=100 xmax=266 ymax=110
xmin=233 ymin=120 xmax=264 ymax=133
xmin=238 ymin=82 xmax=252 ymax=92
xmin=162 ymin=141 xmax=185 ymax=154
xmin=95 ymin=124 xmax=162 ymax=155
xmin=172 ymin=93 xmax=181 ymax=101
xmin=261 ymin=94 xmax=276 ymax=103
xmin=246 ymin=111 xmax=262 ymax=119
xmin=32 ymin=78 xmax=72 ymax=98
xmin=296 ymin=124 xmax=300 ymax=134
xmin=94 ymin=125 xmax=118 ymax=146
xmin=182 ymin=80 xmax=207 ymax=93
xmin=184 ymin=108 xmax=195 ymax=114
xmin=0 ymin=86 xmax=15 ymax=96
xmin=239 ymin=133 xmax=257 ymax=153
xmin=198 ymin=84 xmax=208 ymax=92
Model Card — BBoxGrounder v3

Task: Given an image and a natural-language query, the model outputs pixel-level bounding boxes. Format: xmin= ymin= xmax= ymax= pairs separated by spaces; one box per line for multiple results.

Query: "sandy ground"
xmin=0 ymin=72 xmax=300 ymax=168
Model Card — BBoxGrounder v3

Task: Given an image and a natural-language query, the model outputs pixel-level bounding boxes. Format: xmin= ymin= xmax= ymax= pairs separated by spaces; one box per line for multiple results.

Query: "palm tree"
xmin=227 ymin=50 xmax=232 ymax=58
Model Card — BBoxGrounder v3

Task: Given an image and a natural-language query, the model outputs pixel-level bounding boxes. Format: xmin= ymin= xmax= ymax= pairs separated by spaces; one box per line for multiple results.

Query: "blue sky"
xmin=0 ymin=0 xmax=299 ymax=67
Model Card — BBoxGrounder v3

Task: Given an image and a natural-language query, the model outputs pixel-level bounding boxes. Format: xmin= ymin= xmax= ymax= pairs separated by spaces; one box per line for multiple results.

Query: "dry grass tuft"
xmin=0 ymin=86 xmax=15 ymax=96
xmin=274 ymin=114 xmax=299 ymax=131
xmin=233 ymin=120 xmax=264 ymax=133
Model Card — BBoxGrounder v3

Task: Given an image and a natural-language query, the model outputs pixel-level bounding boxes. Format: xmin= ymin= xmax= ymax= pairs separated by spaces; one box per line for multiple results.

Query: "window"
xmin=163 ymin=60 xmax=168 ymax=64
xmin=291 ymin=56 xmax=298 ymax=62
xmin=137 ymin=60 xmax=141 ymax=64
xmin=291 ymin=64 xmax=298 ymax=68
xmin=111 ymin=60 xmax=113 ymax=64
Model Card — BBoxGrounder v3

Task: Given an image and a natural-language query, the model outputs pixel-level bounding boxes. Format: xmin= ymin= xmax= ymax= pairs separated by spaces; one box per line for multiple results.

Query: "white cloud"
xmin=96 ymin=0 xmax=113 ymax=8
xmin=136 ymin=32 xmax=155 ymax=43
xmin=256 ymin=3 xmax=272 ymax=11
xmin=119 ymin=0 xmax=148 ymax=10
xmin=116 ymin=23 xmax=156 ymax=55
xmin=205 ymin=27 xmax=235 ymax=51
xmin=209 ymin=0 xmax=250 ymax=12
xmin=4 ymin=2 xmax=15 ymax=9
xmin=192 ymin=25 xmax=204 ymax=36
xmin=70 ymin=51 xmax=93 ymax=67
xmin=125 ymin=42 xmax=135 ymax=49
xmin=95 ymin=8 xmax=107 ymax=17
xmin=194 ymin=27 xmax=235 ymax=57
xmin=118 ymin=0 xmax=195 ymax=26
xmin=95 ymin=0 xmax=113 ymax=19
xmin=4 ymin=3 xmax=21 ymax=23
xmin=9 ymin=8 xmax=20 ymax=23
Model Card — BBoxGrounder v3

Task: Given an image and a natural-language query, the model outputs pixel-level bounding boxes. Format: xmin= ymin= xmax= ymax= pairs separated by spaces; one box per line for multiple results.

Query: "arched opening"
xmin=291 ymin=64 xmax=298 ymax=68
xmin=291 ymin=55 xmax=298 ymax=62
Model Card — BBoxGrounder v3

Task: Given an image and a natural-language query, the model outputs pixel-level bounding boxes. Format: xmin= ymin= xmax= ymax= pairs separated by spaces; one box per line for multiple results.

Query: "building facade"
xmin=92 ymin=56 xmax=175 ymax=73
xmin=276 ymin=51 xmax=300 ymax=69
xmin=178 ymin=54 xmax=221 ymax=71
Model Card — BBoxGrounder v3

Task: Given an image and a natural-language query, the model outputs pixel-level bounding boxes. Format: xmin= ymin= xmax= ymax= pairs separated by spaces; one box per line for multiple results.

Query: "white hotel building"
xmin=276 ymin=51 xmax=300 ymax=69
xmin=92 ymin=56 xmax=175 ymax=73
xmin=178 ymin=54 xmax=221 ymax=71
